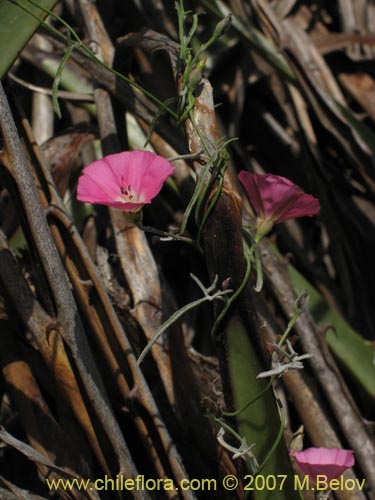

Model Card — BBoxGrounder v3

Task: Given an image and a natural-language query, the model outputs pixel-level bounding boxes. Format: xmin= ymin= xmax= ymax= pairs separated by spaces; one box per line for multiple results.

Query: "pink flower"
xmin=77 ymin=150 xmax=174 ymax=212
xmin=238 ymin=171 xmax=320 ymax=240
xmin=290 ymin=447 xmax=355 ymax=484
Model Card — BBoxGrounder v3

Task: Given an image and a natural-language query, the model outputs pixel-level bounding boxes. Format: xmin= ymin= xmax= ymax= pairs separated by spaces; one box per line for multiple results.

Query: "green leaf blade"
xmin=0 ymin=0 xmax=58 ymax=78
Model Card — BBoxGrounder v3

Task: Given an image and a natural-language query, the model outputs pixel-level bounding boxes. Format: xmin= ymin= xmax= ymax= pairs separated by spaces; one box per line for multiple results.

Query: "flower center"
xmin=120 ymin=181 xmax=136 ymax=203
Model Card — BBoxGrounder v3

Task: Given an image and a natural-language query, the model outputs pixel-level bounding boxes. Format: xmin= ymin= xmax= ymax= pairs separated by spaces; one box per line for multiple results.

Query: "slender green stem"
xmin=211 ymin=415 xmax=258 ymax=473
xmin=223 ymin=379 xmax=273 ymax=417
xmin=211 ymin=246 xmax=252 ymax=341
xmin=211 ymin=415 xmax=245 ymax=448
xmin=253 ymin=243 xmax=264 ymax=292
xmin=256 ymin=396 xmax=285 ymax=474
xmin=137 ymin=224 xmax=197 ymax=247
xmin=137 ymin=276 xmax=232 ymax=365
xmin=52 ymin=42 xmax=78 ymax=118
xmin=277 ymin=296 xmax=304 ymax=349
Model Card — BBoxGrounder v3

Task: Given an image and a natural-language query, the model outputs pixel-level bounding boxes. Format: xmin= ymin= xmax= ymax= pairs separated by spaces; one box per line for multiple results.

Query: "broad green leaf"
xmin=287 ymin=263 xmax=375 ymax=398
xmin=0 ymin=0 xmax=58 ymax=78
xmin=227 ymin=316 xmax=302 ymax=500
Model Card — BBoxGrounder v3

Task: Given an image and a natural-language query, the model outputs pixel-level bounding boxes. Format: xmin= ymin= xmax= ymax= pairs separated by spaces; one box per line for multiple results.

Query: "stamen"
xmin=120 ymin=184 xmax=134 ymax=200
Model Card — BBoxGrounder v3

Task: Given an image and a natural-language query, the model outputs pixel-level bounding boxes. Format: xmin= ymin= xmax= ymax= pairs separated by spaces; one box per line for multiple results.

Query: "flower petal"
xmin=77 ymin=157 xmax=122 ymax=204
xmin=291 ymin=447 xmax=355 ymax=484
xmin=77 ymin=150 xmax=174 ymax=212
xmin=275 ymin=192 xmax=321 ymax=222
xmin=121 ymin=150 xmax=175 ymax=202
xmin=238 ymin=171 xmax=320 ymax=223
xmin=238 ymin=170 xmax=266 ymax=218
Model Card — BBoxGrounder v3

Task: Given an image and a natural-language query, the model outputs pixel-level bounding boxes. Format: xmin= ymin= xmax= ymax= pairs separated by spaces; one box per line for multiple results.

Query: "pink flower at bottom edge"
xmin=290 ymin=447 xmax=355 ymax=484
xmin=238 ymin=171 xmax=320 ymax=224
xmin=77 ymin=150 xmax=174 ymax=212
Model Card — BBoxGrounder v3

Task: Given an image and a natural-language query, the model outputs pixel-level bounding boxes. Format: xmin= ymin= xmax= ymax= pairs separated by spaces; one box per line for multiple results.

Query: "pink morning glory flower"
xmin=238 ymin=171 xmax=320 ymax=241
xmin=290 ymin=447 xmax=355 ymax=484
xmin=77 ymin=150 xmax=174 ymax=212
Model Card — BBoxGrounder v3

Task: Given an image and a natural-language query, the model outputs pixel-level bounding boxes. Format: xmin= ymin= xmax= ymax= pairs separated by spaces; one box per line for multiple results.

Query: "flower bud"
xmin=213 ymin=14 xmax=233 ymax=38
